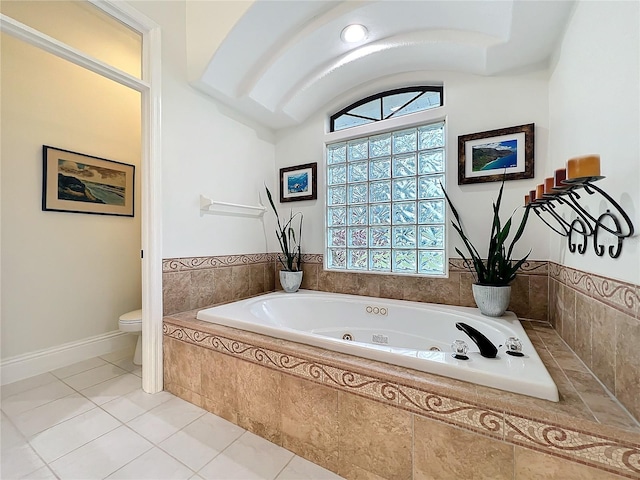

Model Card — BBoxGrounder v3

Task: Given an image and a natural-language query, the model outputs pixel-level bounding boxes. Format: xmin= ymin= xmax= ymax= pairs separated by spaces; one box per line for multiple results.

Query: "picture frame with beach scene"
xmin=458 ymin=123 xmax=534 ymax=185
xmin=42 ymin=146 xmax=135 ymax=216
xmin=279 ymin=162 xmax=317 ymax=202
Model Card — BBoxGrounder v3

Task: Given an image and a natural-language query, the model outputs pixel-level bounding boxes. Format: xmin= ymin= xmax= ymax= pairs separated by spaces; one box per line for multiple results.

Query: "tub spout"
xmin=455 ymin=322 xmax=498 ymax=358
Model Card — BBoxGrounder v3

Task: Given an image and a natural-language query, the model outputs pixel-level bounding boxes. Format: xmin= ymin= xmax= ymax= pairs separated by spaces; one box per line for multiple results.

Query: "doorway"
xmin=0 ymin=1 xmax=163 ymax=393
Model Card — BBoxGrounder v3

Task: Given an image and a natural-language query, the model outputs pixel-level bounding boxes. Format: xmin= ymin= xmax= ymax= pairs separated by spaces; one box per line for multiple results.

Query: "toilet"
xmin=119 ymin=309 xmax=142 ymax=365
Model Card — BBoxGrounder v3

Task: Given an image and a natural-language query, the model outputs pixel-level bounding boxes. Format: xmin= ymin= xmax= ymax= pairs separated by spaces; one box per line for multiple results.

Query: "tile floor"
xmin=1 ymin=349 xmax=344 ymax=480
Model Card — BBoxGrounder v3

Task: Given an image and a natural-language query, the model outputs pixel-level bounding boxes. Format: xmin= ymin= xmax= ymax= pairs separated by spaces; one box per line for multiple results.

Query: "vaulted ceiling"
xmin=191 ymin=1 xmax=575 ymax=131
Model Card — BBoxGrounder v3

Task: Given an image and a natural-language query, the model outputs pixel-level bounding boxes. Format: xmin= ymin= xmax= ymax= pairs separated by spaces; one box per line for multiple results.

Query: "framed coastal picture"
xmin=279 ymin=162 xmax=317 ymax=202
xmin=458 ymin=123 xmax=534 ymax=184
xmin=42 ymin=146 xmax=135 ymax=216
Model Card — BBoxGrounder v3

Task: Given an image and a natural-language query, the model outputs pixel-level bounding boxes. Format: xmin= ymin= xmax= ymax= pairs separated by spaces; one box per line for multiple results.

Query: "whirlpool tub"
xmin=196 ymin=290 xmax=558 ymax=401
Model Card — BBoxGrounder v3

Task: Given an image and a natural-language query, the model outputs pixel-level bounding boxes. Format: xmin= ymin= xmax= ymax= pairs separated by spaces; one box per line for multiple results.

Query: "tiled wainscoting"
xmin=549 ymin=262 xmax=640 ymax=423
xmin=163 ymin=254 xmax=548 ymax=321
xmin=162 ymin=254 xmax=276 ymax=315
xmin=162 ymin=314 xmax=639 ymax=479
xmin=289 ymin=256 xmax=548 ymax=321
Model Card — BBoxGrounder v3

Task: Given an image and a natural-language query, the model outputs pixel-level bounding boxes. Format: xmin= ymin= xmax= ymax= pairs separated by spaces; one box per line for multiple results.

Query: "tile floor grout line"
xmin=153 ymin=441 xmax=202 ymax=478
xmin=195 ymin=429 xmax=251 ymax=476
xmin=9 ymin=392 xmax=99 ymax=438
xmin=2 ymin=412 xmax=59 ymax=480
xmin=273 ymin=452 xmax=297 ymax=480
xmin=1 ymin=379 xmax=71 ymax=409
xmin=60 ymin=368 xmax=131 ymax=394
xmin=94 ymin=437 xmax=157 ymax=480
xmin=0 ymin=373 xmax=60 ymax=401
xmin=28 ymin=407 xmax=122 ymax=467
xmin=150 ymin=406 xmax=221 ymax=473
xmin=98 ymin=389 xmax=168 ymax=425
xmin=50 ymin=358 xmax=112 ymax=380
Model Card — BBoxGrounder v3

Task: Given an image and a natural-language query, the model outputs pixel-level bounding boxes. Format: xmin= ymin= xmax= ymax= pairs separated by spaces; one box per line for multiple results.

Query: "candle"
xmin=525 ymin=194 xmax=531 ymax=205
xmin=554 ymin=168 xmax=567 ymax=188
xmin=567 ymin=154 xmax=600 ymax=179
xmin=529 ymin=189 xmax=537 ymax=202
xmin=536 ymin=184 xmax=544 ymax=199
xmin=544 ymin=177 xmax=555 ymax=194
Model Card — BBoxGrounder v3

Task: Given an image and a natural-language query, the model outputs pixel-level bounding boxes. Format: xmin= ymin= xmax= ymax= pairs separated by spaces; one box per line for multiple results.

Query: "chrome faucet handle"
xmin=505 ymin=336 xmax=524 ymax=357
xmin=451 ymin=339 xmax=469 ymax=360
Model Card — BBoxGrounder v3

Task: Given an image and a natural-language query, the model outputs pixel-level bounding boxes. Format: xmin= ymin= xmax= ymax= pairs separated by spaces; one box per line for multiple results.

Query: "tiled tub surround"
xmin=163 ymin=312 xmax=640 ymax=480
xmin=549 ymin=262 xmax=640 ymax=425
xmin=163 ymin=254 xmax=549 ymax=321
xmin=292 ymin=256 xmax=549 ymax=322
xmin=162 ymin=254 xmax=276 ymax=315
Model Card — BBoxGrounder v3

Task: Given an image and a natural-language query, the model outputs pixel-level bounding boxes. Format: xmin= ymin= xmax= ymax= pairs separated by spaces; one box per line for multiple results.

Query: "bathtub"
xmin=196 ymin=290 xmax=559 ymax=402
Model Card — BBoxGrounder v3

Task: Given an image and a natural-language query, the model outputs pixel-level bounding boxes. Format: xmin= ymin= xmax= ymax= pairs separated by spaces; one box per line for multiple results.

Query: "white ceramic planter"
xmin=279 ymin=270 xmax=303 ymax=293
xmin=472 ymin=284 xmax=511 ymax=317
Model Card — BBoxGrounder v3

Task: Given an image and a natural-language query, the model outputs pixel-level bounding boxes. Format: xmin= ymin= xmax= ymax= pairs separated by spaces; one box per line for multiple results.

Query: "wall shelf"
xmin=527 ymin=178 xmax=634 ymax=259
xmin=199 ymin=195 xmax=266 ymax=217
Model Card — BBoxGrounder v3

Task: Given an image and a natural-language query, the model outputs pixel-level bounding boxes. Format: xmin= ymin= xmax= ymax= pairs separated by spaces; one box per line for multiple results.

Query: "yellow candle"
xmin=554 ymin=168 xmax=567 ymax=188
xmin=525 ymin=194 xmax=531 ymax=205
xmin=544 ymin=177 xmax=555 ymax=194
xmin=536 ymin=184 xmax=544 ymax=199
xmin=567 ymin=154 xmax=600 ymax=179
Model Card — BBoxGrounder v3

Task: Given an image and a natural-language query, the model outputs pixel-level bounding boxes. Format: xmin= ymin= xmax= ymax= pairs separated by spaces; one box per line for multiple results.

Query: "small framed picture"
xmin=42 ymin=145 xmax=135 ymax=216
xmin=279 ymin=162 xmax=317 ymax=202
xmin=458 ymin=123 xmax=535 ymax=184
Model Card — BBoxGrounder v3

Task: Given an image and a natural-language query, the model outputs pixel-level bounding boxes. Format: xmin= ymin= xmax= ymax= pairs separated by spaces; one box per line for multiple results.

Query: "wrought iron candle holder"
xmin=526 ymin=176 xmax=634 ymax=259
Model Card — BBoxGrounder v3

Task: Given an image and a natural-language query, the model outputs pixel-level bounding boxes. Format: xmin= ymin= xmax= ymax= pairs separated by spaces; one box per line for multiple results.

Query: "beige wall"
xmin=1 ymin=0 xmax=142 ymax=78
xmin=1 ymin=15 xmax=142 ymax=357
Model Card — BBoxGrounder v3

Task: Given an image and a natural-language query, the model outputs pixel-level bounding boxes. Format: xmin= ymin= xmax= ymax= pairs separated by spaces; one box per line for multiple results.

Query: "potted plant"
xmin=442 ymin=177 xmax=530 ymax=316
xmin=265 ymin=186 xmax=304 ymax=292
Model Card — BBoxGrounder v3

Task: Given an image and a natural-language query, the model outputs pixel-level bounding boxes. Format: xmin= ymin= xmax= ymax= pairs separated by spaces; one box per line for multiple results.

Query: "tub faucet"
xmin=455 ymin=323 xmax=498 ymax=358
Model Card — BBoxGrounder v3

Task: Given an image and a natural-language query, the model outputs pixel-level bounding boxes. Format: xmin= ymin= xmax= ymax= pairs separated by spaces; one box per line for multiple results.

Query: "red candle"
xmin=529 ymin=189 xmax=537 ymax=202
xmin=554 ymin=168 xmax=567 ymax=188
xmin=544 ymin=177 xmax=555 ymax=194
xmin=525 ymin=194 xmax=531 ymax=205
xmin=536 ymin=184 xmax=544 ymax=199
xmin=567 ymin=154 xmax=600 ymax=179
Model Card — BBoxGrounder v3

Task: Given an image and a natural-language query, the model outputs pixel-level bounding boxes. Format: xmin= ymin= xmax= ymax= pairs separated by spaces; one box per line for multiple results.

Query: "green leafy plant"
xmin=441 ymin=177 xmax=530 ymax=286
xmin=265 ymin=186 xmax=303 ymax=272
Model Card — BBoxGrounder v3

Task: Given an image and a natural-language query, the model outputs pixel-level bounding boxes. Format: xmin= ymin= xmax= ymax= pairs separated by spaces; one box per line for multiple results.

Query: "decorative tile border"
xmin=449 ymin=258 xmax=548 ymax=276
xmin=163 ymin=321 xmax=640 ymax=479
xmin=550 ymin=262 xmax=639 ymax=319
xmin=299 ymin=253 xmax=323 ymax=264
xmin=166 ymin=253 xmax=548 ymax=275
xmin=505 ymin=414 xmax=640 ymax=477
xmin=163 ymin=253 xmax=276 ymax=272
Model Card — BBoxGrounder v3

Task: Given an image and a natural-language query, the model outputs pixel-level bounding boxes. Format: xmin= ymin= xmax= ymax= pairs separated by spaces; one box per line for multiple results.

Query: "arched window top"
xmin=330 ymin=86 xmax=443 ymax=132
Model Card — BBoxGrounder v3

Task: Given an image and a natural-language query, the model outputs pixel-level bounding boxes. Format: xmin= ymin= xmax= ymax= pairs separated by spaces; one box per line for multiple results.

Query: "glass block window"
xmin=330 ymin=87 xmax=443 ymax=132
xmin=326 ymin=121 xmax=446 ymax=275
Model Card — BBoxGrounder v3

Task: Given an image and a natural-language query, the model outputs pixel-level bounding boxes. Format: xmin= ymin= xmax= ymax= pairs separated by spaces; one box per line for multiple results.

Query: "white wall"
xmin=275 ymin=71 xmax=551 ymax=264
xmin=1 ymin=32 xmax=141 ymax=358
xmin=127 ymin=0 xmax=277 ymax=259
xmin=185 ymin=1 xmax=252 ymax=83
xmin=548 ymin=0 xmax=640 ymax=284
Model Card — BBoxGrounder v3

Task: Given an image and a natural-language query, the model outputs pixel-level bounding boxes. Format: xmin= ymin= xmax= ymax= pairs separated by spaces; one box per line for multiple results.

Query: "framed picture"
xmin=279 ymin=162 xmax=317 ymax=202
xmin=458 ymin=123 xmax=534 ymax=185
xmin=42 ymin=145 xmax=135 ymax=216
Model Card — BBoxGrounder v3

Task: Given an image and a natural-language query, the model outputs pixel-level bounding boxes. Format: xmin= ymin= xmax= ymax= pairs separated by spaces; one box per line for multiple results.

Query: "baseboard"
xmin=1 ymin=330 xmax=137 ymax=385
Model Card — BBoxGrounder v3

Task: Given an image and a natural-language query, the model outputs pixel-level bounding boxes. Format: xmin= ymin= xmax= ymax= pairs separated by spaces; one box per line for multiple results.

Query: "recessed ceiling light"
xmin=341 ymin=24 xmax=368 ymax=43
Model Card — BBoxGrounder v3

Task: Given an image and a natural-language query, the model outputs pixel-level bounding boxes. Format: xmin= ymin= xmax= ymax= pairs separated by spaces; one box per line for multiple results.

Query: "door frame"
xmin=0 ymin=0 xmax=164 ymax=393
